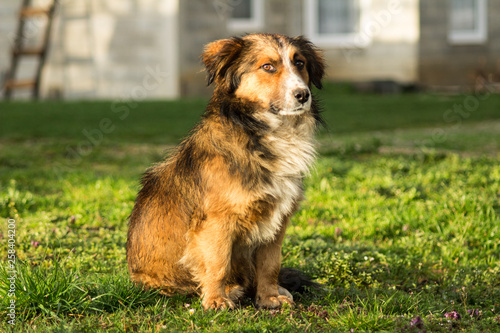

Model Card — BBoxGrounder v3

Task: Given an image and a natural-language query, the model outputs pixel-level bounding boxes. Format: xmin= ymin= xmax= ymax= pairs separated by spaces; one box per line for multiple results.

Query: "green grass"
xmin=0 ymin=85 xmax=499 ymax=332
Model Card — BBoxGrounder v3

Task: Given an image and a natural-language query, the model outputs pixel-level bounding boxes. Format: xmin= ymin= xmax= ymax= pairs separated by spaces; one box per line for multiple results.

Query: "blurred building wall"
xmin=0 ymin=0 xmax=179 ymax=99
xmin=178 ymin=0 xmax=419 ymax=96
xmin=0 ymin=0 xmax=43 ymax=99
xmin=312 ymin=0 xmax=419 ymax=84
xmin=419 ymin=0 xmax=500 ymax=89
xmin=2 ymin=0 xmax=496 ymax=99
xmin=177 ymin=0 xmax=227 ymax=97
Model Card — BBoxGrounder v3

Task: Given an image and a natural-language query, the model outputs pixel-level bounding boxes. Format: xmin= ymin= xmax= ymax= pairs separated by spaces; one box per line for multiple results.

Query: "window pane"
xmin=232 ymin=0 xmax=252 ymax=19
xmin=450 ymin=0 xmax=477 ymax=31
xmin=317 ymin=0 xmax=359 ymax=34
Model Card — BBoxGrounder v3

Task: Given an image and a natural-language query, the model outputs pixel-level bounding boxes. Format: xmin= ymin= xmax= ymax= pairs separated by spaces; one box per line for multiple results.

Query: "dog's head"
xmin=202 ymin=33 xmax=325 ymax=117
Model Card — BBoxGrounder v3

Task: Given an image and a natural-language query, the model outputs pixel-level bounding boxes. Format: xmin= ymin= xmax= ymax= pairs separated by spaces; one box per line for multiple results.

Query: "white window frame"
xmin=304 ymin=0 xmax=372 ymax=48
xmin=448 ymin=0 xmax=488 ymax=45
xmin=227 ymin=0 xmax=264 ymax=32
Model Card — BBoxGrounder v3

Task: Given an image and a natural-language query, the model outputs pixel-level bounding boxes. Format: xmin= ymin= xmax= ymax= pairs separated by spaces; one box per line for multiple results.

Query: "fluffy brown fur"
xmin=127 ymin=33 xmax=325 ymax=310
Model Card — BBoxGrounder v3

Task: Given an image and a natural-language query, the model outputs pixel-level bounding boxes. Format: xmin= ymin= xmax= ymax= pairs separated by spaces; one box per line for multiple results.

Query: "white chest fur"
xmin=247 ymin=118 xmax=316 ymax=245
xmin=247 ymin=176 xmax=303 ymax=244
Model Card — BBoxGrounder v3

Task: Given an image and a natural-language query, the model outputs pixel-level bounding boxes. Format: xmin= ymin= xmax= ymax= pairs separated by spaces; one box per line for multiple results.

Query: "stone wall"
xmin=319 ymin=0 xmax=419 ymax=84
xmin=0 ymin=0 xmax=44 ymax=99
xmin=0 ymin=0 xmax=179 ymax=99
xmin=178 ymin=0 xmax=227 ymax=97
xmin=176 ymin=0 xmax=303 ymax=97
xmin=419 ymin=0 xmax=500 ymax=88
xmin=0 ymin=0 xmax=426 ymax=99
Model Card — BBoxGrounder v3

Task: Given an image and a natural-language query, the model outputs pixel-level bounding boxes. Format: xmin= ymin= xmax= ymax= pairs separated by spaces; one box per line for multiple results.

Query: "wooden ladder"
xmin=3 ymin=0 xmax=57 ymax=100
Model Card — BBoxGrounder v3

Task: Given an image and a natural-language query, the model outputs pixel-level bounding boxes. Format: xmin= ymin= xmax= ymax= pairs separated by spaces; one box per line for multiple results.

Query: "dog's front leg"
xmin=254 ymin=219 xmax=294 ymax=309
xmin=183 ymin=222 xmax=235 ymax=311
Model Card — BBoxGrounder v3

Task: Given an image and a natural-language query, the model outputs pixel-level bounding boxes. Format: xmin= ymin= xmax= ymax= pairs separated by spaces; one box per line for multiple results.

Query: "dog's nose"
xmin=293 ymin=88 xmax=310 ymax=104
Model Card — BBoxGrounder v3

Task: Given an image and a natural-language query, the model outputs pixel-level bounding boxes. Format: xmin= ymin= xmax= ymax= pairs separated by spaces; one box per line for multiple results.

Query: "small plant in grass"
xmin=84 ymin=272 xmax=162 ymax=313
xmin=0 ymin=259 xmax=88 ymax=321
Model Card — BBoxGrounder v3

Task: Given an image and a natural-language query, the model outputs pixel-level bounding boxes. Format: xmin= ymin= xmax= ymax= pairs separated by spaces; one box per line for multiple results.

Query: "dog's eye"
xmin=261 ymin=64 xmax=276 ymax=73
xmin=295 ymin=60 xmax=305 ymax=70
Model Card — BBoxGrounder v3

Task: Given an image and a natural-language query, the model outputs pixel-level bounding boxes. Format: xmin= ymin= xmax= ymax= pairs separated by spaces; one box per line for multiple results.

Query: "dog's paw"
xmin=278 ymin=286 xmax=294 ymax=301
xmin=256 ymin=294 xmax=295 ymax=309
xmin=202 ymin=296 xmax=236 ymax=311
xmin=226 ymin=285 xmax=245 ymax=303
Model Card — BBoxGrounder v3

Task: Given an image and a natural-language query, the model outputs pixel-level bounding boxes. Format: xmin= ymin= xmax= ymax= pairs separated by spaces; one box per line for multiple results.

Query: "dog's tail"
xmin=278 ymin=267 xmax=321 ymax=293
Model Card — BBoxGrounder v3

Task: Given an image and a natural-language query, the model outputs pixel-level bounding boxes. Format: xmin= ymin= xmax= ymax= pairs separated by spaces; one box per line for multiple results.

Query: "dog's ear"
xmin=292 ymin=36 xmax=325 ymax=89
xmin=202 ymin=37 xmax=245 ymax=93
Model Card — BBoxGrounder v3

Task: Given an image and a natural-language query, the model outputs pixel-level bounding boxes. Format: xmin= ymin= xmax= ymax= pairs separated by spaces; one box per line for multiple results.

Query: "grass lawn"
xmin=0 ymin=85 xmax=499 ymax=332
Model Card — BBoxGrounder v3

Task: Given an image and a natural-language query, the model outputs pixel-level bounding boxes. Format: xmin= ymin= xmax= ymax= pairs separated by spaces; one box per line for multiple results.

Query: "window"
xmin=227 ymin=0 xmax=264 ymax=32
xmin=448 ymin=0 xmax=487 ymax=44
xmin=318 ymin=0 xmax=360 ymax=35
xmin=305 ymin=0 xmax=371 ymax=47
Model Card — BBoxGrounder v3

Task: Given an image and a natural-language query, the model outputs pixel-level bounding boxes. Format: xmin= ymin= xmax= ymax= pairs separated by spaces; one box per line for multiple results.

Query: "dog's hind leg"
xmin=181 ymin=220 xmax=236 ymax=310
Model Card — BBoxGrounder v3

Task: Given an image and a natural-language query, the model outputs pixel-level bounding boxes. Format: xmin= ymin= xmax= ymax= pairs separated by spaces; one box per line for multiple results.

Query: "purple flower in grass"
xmin=444 ymin=310 xmax=461 ymax=320
xmin=410 ymin=316 xmax=424 ymax=328
xmin=467 ymin=309 xmax=481 ymax=318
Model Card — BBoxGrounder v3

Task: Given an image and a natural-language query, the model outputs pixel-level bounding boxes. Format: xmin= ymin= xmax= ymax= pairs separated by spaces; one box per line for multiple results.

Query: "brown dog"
xmin=127 ymin=33 xmax=324 ymax=310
